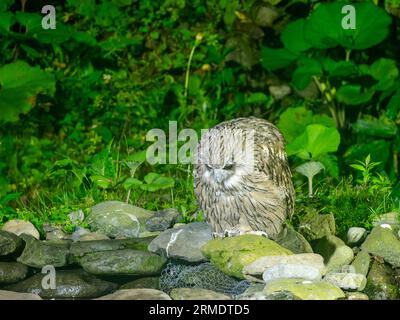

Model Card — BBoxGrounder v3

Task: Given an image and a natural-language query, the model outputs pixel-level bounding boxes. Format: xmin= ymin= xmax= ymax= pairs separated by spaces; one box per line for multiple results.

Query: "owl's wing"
xmin=257 ymin=127 xmax=295 ymax=218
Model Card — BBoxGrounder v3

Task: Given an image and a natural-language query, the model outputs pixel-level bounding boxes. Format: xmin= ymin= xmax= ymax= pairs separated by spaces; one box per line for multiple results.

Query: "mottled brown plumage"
xmin=194 ymin=117 xmax=294 ymax=239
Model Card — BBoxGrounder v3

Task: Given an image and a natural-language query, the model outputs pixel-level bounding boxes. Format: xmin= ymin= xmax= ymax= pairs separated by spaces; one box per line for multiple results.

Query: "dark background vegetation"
xmin=0 ymin=0 xmax=399 ymax=236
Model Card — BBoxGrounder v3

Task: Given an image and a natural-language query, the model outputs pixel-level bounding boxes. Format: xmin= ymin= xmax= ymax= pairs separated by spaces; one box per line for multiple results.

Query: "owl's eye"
xmin=223 ymin=164 xmax=234 ymax=170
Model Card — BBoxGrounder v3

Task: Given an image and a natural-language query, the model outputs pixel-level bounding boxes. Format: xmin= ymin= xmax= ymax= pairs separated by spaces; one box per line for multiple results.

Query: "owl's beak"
xmin=212 ymin=168 xmax=225 ymax=183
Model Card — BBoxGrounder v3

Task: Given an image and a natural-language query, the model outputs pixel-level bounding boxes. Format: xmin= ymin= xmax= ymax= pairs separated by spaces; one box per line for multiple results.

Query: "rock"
xmin=346 ymin=227 xmax=367 ymax=247
xmin=201 ymin=234 xmax=292 ymax=279
xmin=149 ymin=222 xmax=212 ymax=263
xmin=0 ymin=230 xmax=23 ymax=256
xmin=269 ymin=85 xmax=291 ymax=100
xmin=2 ymin=220 xmax=40 ymax=239
xmin=0 ymin=262 xmax=29 ymax=284
xmin=351 ymin=251 xmax=370 ymax=276
xmin=0 ymin=290 xmax=42 ymax=300
xmin=311 ymin=235 xmax=354 ymax=273
xmin=323 ymin=272 xmax=367 ymax=291
xmin=120 ymin=277 xmax=160 ymax=290
xmin=68 ymin=210 xmax=85 ymax=224
xmin=243 ymin=253 xmax=324 ymax=282
xmin=71 ymin=227 xmax=109 ymax=242
xmin=298 ymin=211 xmax=336 ymax=241
xmin=87 ymin=201 xmax=154 ymax=238
xmin=96 ymin=288 xmax=171 ymax=300
xmin=170 ymin=288 xmax=231 ymax=300
xmin=263 ymin=264 xmax=322 ymax=283
xmin=264 ymin=278 xmax=345 ymax=300
xmin=79 ymin=249 xmax=166 ymax=276
xmin=253 ymin=5 xmax=279 ymax=27
xmin=145 ymin=208 xmax=182 ymax=232
xmin=225 ymin=37 xmax=259 ymax=69
xmin=17 ymin=234 xmax=72 ymax=268
xmin=372 ymin=212 xmax=399 ymax=228
xmin=70 ymin=237 xmax=154 ymax=258
xmin=6 ymin=270 xmax=117 ymax=299
xmin=275 ymin=226 xmax=313 ymax=254
xmin=346 ymin=292 xmax=369 ymax=300
xmin=364 ymin=261 xmax=399 ymax=300
xmin=361 ymin=226 xmax=400 ymax=267
xmin=43 ymin=224 xmax=69 ymax=241
xmin=238 ymin=283 xmax=298 ymax=300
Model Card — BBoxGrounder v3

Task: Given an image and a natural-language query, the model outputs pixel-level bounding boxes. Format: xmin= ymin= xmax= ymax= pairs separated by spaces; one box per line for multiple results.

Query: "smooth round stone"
xmin=96 ymin=289 xmax=171 ymax=300
xmin=323 ymin=272 xmax=367 ymax=291
xmin=120 ymin=277 xmax=160 ymax=290
xmin=2 ymin=220 xmax=40 ymax=239
xmin=0 ymin=231 xmax=23 ymax=256
xmin=243 ymin=253 xmax=324 ymax=281
xmin=346 ymin=292 xmax=369 ymax=300
xmin=346 ymin=227 xmax=367 ymax=247
xmin=351 ymin=251 xmax=370 ymax=276
xmin=0 ymin=262 xmax=29 ymax=284
xmin=145 ymin=208 xmax=182 ymax=232
xmin=262 ymin=264 xmax=322 ymax=283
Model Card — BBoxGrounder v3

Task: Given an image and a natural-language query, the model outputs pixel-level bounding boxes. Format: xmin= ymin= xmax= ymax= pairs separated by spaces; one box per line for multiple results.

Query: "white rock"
xmin=262 ymin=264 xmax=322 ymax=283
xmin=323 ymin=272 xmax=367 ymax=291
xmin=346 ymin=227 xmax=367 ymax=246
xmin=2 ymin=220 xmax=40 ymax=239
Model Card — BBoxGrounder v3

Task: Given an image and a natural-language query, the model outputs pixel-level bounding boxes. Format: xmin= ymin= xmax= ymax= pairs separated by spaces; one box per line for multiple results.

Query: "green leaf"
xmin=281 ymin=19 xmax=311 ymax=53
xmin=0 ymin=0 xmax=14 ymax=12
xmin=287 ymin=124 xmax=341 ymax=160
xmin=344 ymin=140 xmax=390 ymax=170
xmin=123 ymin=178 xmax=143 ymax=190
xmin=352 ymin=118 xmax=398 ymax=138
xmin=90 ymin=175 xmax=112 ymax=189
xmin=361 ymin=59 xmax=399 ymax=91
xmin=261 ymin=47 xmax=299 ymax=71
xmin=304 ymin=2 xmax=391 ymax=50
xmin=246 ymin=92 xmax=269 ymax=104
xmin=318 ymin=154 xmax=339 ymax=178
xmin=278 ymin=106 xmax=313 ymax=143
xmin=336 ymin=85 xmax=374 ymax=105
xmin=0 ymin=61 xmax=55 ymax=122
xmin=323 ymin=59 xmax=359 ymax=77
xmin=142 ymin=173 xmax=175 ymax=192
xmin=295 ymin=161 xmax=325 ymax=179
xmin=292 ymin=58 xmax=322 ymax=90
xmin=386 ymin=90 xmax=400 ymax=119
xmin=0 ymin=12 xmax=15 ymax=33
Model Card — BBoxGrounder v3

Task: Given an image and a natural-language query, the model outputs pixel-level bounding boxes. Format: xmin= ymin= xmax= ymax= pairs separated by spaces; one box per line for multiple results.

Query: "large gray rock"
xmin=364 ymin=261 xmax=399 ymax=300
xmin=71 ymin=227 xmax=109 ymax=242
xmin=149 ymin=222 xmax=212 ymax=263
xmin=145 ymin=208 xmax=182 ymax=232
xmin=372 ymin=212 xmax=399 ymax=228
xmin=238 ymin=283 xmax=298 ymax=300
xmin=17 ymin=235 xmax=72 ymax=268
xmin=243 ymin=253 xmax=324 ymax=282
xmin=323 ymin=272 xmax=367 ymax=291
xmin=275 ymin=226 xmax=313 ymax=254
xmin=2 ymin=220 xmax=40 ymax=239
xmin=43 ymin=224 xmax=69 ymax=241
xmin=0 ymin=230 xmax=23 ymax=256
xmin=351 ymin=251 xmax=370 ymax=276
xmin=361 ymin=226 xmax=400 ymax=267
xmin=0 ymin=290 xmax=42 ymax=300
xmin=0 ymin=262 xmax=29 ymax=284
xmin=262 ymin=264 xmax=322 ymax=283
xmin=298 ymin=211 xmax=336 ymax=241
xmin=70 ymin=237 xmax=154 ymax=258
xmin=311 ymin=235 xmax=354 ymax=273
xmin=170 ymin=288 xmax=231 ymax=300
xmin=87 ymin=201 xmax=154 ymax=238
xmin=79 ymin=249 xmax=166 ymax=276
xmin=96 ymin=288 xmax=171 ymax=300
xmin=6 ymin=270 xmax=117 ymax=299
xmin=120 ymin=277 xmax=160 ymax=290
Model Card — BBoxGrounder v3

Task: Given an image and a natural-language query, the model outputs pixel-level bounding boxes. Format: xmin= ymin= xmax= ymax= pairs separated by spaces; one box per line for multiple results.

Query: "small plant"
xmin=349 ymin=154 xmax=382 ymax=186
xmin=295 ymin=161 xmax=325 ymax=197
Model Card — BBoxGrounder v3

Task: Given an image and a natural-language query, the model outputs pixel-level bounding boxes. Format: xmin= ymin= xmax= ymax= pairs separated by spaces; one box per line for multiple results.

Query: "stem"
xmin=184 ymin=43 xmax=198 ymax=98
xmin=126 ymin=189 xmax=131 ymax=203
xmin=345 ymin=49 xmax=351 ymax=61
xmin=308 ymin=176 xmax=313 ymax=197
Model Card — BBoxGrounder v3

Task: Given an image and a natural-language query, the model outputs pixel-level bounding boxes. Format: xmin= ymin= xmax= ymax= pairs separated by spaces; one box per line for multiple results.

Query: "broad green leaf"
xmin=123 ymin=178 xmax=143 ymax=190
xmin=261 ymin=47 xmax=299 ymax=71
xmin=318 ymin=154 xmax=339 ymax=178
xmin=336 ymin=85 xmax=374 ymax=105
xmin=0 ymin=61 xmax=55 ymax=122
xmin=0 ymin=12 xmax=15 ymax=33
xmin=304 ymin=2 xmax=391 ymax=50
xmin=281 ymin=19 xmax=311 ymax=53
xmin=142 ymin=173 xmax=175 ymax=192
xmin=287 ymin=124 xmax=340 ymax=159
xmin=323 ymin=59 xmax=358 ymax=77
xmin=361 ymin=59 xmax=399 ymax=91
xmin=278 ymin=106 xmax=313 ymax=143
xmin=0 ymin=0 xmax=13 ymax=12
xmin=292 ymin=58 xmax=322 ymax=90
xmin=246 ymin=92 xmax=269 ymax=104
xmin=386 ymin=90 xmax=400 ymax=119
xmin=352 ymin=118 xmax=398 ymax=138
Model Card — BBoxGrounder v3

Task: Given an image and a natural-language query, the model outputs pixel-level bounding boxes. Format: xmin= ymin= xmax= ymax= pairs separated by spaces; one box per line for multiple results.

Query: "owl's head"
xmin=196 ymin=126 xmax=255 ymax=189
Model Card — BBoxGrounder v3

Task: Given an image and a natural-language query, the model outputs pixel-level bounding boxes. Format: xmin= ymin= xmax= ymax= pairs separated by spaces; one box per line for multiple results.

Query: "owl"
xmin=194 ymin=117 xmax=294 ymax=239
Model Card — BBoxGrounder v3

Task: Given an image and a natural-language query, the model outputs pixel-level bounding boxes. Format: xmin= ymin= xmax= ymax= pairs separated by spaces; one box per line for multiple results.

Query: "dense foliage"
xmin=0 ymin=0 xmax=399 ymax=235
